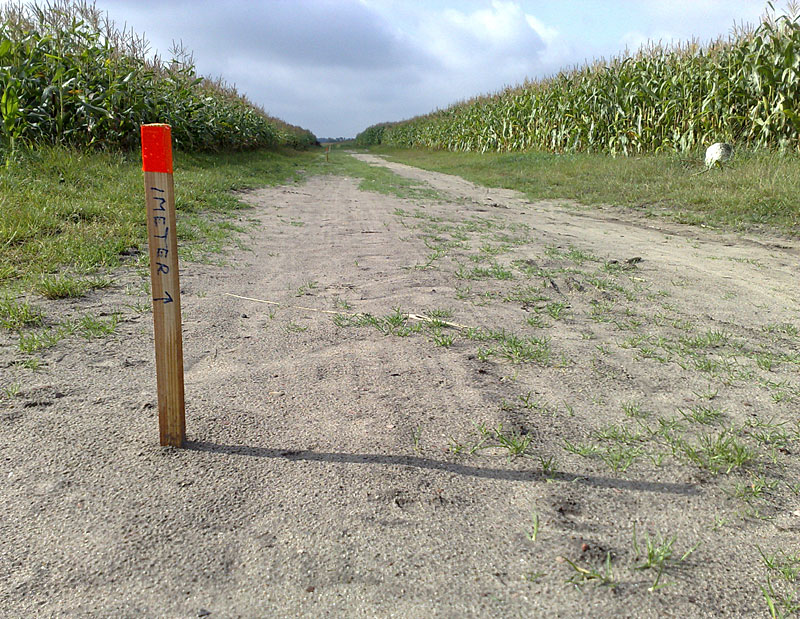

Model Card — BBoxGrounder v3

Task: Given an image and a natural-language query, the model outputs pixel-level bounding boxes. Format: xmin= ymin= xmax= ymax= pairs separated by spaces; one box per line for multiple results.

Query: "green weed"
xmin=492 ymin=424 xmax=534 ymax=459
xmin=546 ymin=301 xmax=568 ymax=320
xmin=431 ymin=331 xmax=456 ymax=347
xmin=456 ymin=262 xmax=514 ymax=281
xmin=497 ymin=334 xmax=551 ymax=364
xmin=562 ymin=439 xmax=601 ymax=457
xmin=731 ymin=476 xmax=779 ymax=502
xmin=679 ymin=405 xmax=724 ymax=425
xmin=539 ymin=455 xmax=559 ymax=475
xmin=2 ymin=382 xmax=20 ymax=398
xmin=526 ymin=510 xmax=541 ymax=543
xmin=758 ymin=546 xmax=800 ymax=618
xmin=425 ymin=308 xmax=454 ymax=319
xmin=564 ymin=552 xmax=615 ymax=589
xmin=622 ymin=400 xmax=648 ymax=419
xmin=674 ymin=429 xmax=754 ymax=474
xmin=600 ymin=445 xmax=642 ymax=473
xmin=35 ymin=275 xmax=91 ymax=299
xmin=632 ymin=523 xmax=700 ymax=591
xmin=0 ymin=296 xmax=43 ymax=329
xmin=526 ymin=314 xmax=549 ymax=329
xmin=412 ymin=426 xmax=422 ymax=453
xmin=454 ymin=285 xmax=471 ymax=299
xmin=18 ymin=328 xmax=62 ymax=353
xmin=295 ymin=281 xmax=318 ymax=297
xmin=13 ymin=357 xmax=42 ymax=370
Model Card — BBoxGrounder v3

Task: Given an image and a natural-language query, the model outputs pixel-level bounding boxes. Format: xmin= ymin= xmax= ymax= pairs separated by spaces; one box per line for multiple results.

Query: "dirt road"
xmin=2 ymin=153 xmax=799 ymax=617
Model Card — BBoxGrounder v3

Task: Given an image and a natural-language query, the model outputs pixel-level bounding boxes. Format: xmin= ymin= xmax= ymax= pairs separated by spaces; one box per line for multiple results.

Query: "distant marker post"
xmin=141 ymin=123 xmax=186 ymax=447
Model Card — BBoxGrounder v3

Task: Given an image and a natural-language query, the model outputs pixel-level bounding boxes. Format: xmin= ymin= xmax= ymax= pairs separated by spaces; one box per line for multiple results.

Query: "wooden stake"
xmin=141 ymin=124 xmax=186 ymax=447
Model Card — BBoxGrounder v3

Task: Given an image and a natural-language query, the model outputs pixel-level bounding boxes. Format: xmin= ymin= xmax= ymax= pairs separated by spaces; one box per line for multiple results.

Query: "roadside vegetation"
xmin=371 ymin=145 xmax=800 ymax=234
xmin=0 ymin=146 xmax=321 ymax=288
xmin=0 ymin=0 xmax=319 ymax=291
xmin=0 ymin=1 xmax=319 ymax=358
xmin=354 ymin=5 xmax=800 ymax=236
xmin=0 ymin=145 xmax=322 ymax=365
xmin=356 ymin=5 xmax=799 ymax=155
xmin=0 ymin=1 xmax=315 ymax=156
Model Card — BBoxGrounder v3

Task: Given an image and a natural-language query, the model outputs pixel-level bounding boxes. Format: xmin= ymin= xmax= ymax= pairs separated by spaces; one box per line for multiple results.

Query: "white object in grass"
xmin=705 ymin=142 xmax=733 ymax=168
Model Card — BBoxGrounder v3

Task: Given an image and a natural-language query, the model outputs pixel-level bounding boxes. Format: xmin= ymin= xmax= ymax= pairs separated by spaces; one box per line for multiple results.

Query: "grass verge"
xmin=370 ymin=146 xmax=800 ymax=234
xmin=0 ymin=145 xmax=323 ymax=291
xmin=323 ymin=150 xmax=442 ymax=201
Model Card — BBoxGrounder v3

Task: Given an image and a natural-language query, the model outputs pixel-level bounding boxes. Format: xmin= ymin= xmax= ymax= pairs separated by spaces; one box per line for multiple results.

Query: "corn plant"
xmin=0 ymin=0 xmax=316 ymax=157
xmin=357 ymin=3 xmax=800 ymax=155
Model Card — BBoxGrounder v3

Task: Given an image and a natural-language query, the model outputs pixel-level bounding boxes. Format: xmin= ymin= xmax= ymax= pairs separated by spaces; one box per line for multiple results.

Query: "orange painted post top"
xmin=141 ymin=124 xmax=174 ymax=174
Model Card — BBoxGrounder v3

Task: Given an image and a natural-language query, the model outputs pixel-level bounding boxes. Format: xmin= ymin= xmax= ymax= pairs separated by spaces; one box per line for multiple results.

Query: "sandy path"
xmin=2 ymin=155 xmax=799 ymax=617
xmin=351 ymin=153 xmax=800 ymax=322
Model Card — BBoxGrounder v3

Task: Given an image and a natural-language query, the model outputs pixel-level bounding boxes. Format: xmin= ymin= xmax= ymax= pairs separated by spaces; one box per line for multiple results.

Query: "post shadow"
xmin=185 ymin=440 xmax=700 ymax=496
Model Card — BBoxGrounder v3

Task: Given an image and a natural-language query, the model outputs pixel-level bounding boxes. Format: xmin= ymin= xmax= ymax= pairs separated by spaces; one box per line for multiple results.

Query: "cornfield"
xmin=357 ymin=4 xmax=800 ymax=155
xmin=0 ymin=0 xmax=316 ymax=155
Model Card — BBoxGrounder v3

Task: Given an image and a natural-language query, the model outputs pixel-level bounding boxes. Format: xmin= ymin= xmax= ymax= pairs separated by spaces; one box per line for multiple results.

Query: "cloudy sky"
xmin=91 ymin=0 xmax=772 ymax=139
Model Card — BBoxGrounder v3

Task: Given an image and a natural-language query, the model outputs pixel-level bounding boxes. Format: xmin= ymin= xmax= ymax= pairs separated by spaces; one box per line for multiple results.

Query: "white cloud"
xmin=358 ymin=0 xmax=563 ymax=110
xmin=416 ymin=1 xmax=548 ymax=70
xmin=616 ymin=0 xmax=768 ymax=57
xmin=525 ymin=14 xmax=559 ymax=46
xmin=634 ymin=0 xmax=765 ymax=43
xmin=644 ymin=0 xmax=765 ymax=22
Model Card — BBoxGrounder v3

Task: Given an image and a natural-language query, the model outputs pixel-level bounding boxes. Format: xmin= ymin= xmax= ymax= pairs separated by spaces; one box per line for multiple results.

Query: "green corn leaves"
xmin=1 ymin=85 xmax=21 ymax=157
xmin=0 ymin=2 xmax=315 ymax=155
xmin=358 ymin=6 xmax=800 ymax=155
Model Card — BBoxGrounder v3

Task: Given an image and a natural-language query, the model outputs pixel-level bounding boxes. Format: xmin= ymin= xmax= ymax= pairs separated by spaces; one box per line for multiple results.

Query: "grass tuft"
xmin=0 ymin=295 xmax=43 ymax=329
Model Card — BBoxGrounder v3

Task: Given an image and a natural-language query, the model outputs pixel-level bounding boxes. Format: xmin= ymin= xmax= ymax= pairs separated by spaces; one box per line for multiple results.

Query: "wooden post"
xmin=141 ymin=124 xmax=186 ymax=447
xmin=325 ymin=144 xmax=330 ymax=162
